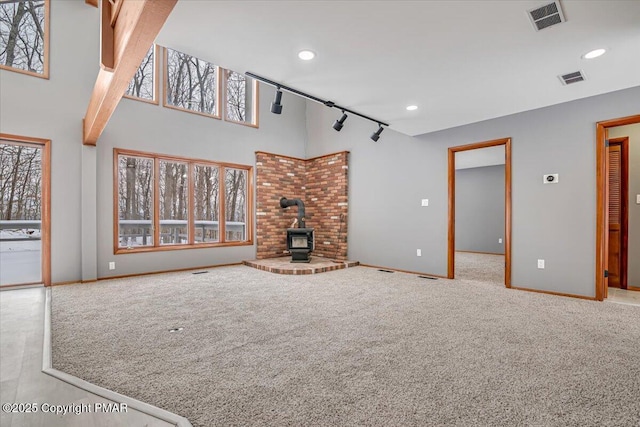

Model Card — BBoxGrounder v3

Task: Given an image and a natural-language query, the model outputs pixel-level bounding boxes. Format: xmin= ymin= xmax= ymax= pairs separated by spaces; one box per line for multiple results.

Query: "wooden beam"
xmin=83 ymin=0 xmax=177 ymax=145
xmin=101 ymin=0 xmax=115 ymax=71
xmin=85 ymin=0 xmax=98 ymax=7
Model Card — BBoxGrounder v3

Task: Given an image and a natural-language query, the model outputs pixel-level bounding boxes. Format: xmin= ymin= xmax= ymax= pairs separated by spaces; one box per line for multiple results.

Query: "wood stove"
xmin=286 ymin=228 xmax=315 ymax=263
xmin=280 ymin=197 xmax=314 ymax=263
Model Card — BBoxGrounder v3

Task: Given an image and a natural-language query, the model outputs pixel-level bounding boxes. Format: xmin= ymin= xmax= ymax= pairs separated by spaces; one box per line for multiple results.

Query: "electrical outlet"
xmin=421 ymin=199 xmax=429 ymax=207
xmin=637 ymin=194 xmax=640 ymax=204
xmin=109 ymin=262 xmax=116 ymax=270
xmin=417 ymin=249 xmax=422 ymax=257
xmin=498 ymin=238 xmax=503 ymax=244
xmin=537 ymin=259 xmax=545 ymax=269
xmin=543 ymin=174 xmax=559 ymax=184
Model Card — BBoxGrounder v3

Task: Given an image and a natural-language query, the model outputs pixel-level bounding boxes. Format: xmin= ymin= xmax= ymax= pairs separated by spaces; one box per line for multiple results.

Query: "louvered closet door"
xmin=608 ymin=144 xmax=622 ymax=288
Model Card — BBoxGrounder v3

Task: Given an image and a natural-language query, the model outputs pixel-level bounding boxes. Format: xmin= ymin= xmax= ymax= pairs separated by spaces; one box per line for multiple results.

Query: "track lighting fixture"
xmin=246 ymin=72 xmax=388 ymax=141
xmin=370 ymin=124 xmax=384 ymax=142
xmin=333 ymin=112 xmax=348 ymax=131
xmin=270 ymin=88 xmax=283 ymax=114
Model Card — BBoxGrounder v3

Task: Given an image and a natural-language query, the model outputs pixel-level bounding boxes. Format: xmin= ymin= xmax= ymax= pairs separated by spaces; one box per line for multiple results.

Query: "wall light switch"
xmin=637 ymin=194 xmax=640 ymax=204
xmin=498 ymin=238 xmax=503 ymax=244
xmin=537 ymin=259 xmax=545 ymax=269
xmin=421 ymin=199 xmax=429 ymax=207
xmin=417 ymin=249 xmax=422 ymax=257
xmin=109 ymin=262 xmax=115 ymax=270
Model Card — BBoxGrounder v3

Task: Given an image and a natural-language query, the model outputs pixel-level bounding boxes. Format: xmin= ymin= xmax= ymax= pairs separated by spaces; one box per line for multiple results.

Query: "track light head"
xmin=271 ymin=89 xmax=283 ymax=114
xmin=333 ymin=112 xmax=348 ymax=132
xmin=370 ymin=124 xmax=384 ymax=142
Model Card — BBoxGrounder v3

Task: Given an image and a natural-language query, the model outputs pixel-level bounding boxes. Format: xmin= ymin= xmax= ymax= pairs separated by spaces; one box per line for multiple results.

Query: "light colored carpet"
xmin=455 ymin=251 xmax=504 ymax=284
xmin=52 ymin=265 xmax=640 ymax=427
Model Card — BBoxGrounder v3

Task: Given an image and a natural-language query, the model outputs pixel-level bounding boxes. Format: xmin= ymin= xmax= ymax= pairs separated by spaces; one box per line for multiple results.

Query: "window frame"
xmin=222 ymin=68 xmax=260 ymax=128
xmin=113 ymin=148 xmax=253 ymax=255
xmin=162 ymin=46 xmax=222 ymax=120
xmin=123 ymin=44 xmax=159 ymax=105
xmin=0 ymin=0 xmax=50 ymax=79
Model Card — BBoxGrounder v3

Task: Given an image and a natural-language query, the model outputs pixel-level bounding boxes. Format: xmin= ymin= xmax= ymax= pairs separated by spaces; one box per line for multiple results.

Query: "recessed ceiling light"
xmin=298 ymin=50 xmax=315 ymax=61
xmin=406 ymin=105 xmax=418 ymax=111
xmin=583 ymin=48 xmax=606 ymax=59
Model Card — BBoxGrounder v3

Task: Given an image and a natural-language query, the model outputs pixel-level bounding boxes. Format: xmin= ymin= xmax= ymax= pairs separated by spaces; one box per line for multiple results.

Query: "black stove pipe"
xmin=280 ymin=197 xmax=305 ymax=228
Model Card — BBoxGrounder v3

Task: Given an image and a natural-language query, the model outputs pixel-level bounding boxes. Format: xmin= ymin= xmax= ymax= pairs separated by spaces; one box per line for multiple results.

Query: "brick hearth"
xmin=243 ymin=257 xmax=359 ymax=275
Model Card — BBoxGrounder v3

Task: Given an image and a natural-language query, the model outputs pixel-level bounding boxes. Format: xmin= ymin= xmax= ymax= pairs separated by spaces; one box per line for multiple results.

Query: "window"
xmin=159 ymin=160 xmax=188 ymax=245
xmin=0 ymin=0 xmax=49 ymax=78
xmin=161 ymin=46 xmax=259 ymax=126
xmin=225 ymin=168 xmax=248 ymax=241
xmin=193 ymin=164 xmax=219 ymax=243
xmin=224 ymin=69 xmax=259 ymax=127
xmin=124 ymin=45 xmax=158 ymax=104
xmin=117 ymin=155 xmax=154 ymax=248
xmin=164 ymin=47 xmax=220 ymax=117
xmin=115 ymin=149 xmax=252 ymax=253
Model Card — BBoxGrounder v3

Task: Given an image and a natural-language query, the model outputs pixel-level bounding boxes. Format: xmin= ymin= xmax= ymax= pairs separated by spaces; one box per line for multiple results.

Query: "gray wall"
xmin=608 ymin=123 xmax=640 ymax=288
xmin=0 ymin=1 xmax=97 ymax=283
xmin=1 ymin=0 xmax=639 ymax=295
xmin=455 ymin=165 xmax=505 ymax=254
xmin=0 ymin=1 xmax=308 ymax=283
xmin=305 ymin=85 xmax=640 ymax=298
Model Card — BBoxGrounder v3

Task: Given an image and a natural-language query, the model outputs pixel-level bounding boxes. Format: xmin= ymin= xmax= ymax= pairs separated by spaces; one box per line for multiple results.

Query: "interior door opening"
xmin=448 ymin=138 xmax=512 ymax=287
xmin=595 ymin=115 xmax=640 ymax=301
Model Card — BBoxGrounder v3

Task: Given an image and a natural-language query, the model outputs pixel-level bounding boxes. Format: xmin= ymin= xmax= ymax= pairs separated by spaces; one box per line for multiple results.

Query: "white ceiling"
xmin=157 ymin=1 xmax=640 ymax=137
xmin=455 ymin=146 xmax=505 ymax=170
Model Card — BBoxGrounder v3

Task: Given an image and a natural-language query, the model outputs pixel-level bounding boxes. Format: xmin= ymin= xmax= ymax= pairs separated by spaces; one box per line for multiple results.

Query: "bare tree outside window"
xmin=0 ymin=143 xmax=41 ymax=221
xmin=225 ymin=168 xmax=247 ymax=241
xmin=194 ymin=164 xmax=219 ymax=243
xmin=159 ymin=160 xmax=189 ymax=245
xmin=125 ymin=45 xmax=155 ymax=102
xmin=117 ymin=156 xmax=154 ymax=248
xmin=0 ymin=0 xmax=48 ymax=77
xmin=165 ymin=47 xmax=218 ymax=116
xmin=115 ymin=150 xmax=252 ymax=253
xmin=225 ymin=70 xmax=255 ymax=125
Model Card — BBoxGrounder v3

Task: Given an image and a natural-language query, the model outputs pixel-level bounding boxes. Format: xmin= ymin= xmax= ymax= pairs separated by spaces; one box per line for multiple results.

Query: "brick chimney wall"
xmin=305 ymin=152 xmax=349 ymax=260
xmin=255 ymin=151 xmax=349 ymax=260
xmin=255 ymin=152 xmax=306 ymax=259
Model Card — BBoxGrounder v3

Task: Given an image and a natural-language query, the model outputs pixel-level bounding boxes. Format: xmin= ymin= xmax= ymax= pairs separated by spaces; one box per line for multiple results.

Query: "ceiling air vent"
xmin=528 ymin=1 xmax=566 ymax=31
xmin=559 ymin=71 xmax=585 ymax=85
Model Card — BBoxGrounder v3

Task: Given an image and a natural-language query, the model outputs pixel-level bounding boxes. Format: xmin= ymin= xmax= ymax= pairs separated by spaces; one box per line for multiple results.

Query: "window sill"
xmin=0 ymin=64 xmax=49 ymax=79
xmin=163 ymin=103 xmax=221 ymax=120
xmin=123 ymin=94 xmax=159 ymax=105
xmin=114 ymin=240 xmax=253 ymax=255
xmin=224 ymin=118 xmax=259 ymax=129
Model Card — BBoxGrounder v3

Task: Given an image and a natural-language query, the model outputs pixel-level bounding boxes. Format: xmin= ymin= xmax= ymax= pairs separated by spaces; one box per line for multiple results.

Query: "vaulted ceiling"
xmin=157 ymin=0 xmax=640 ymax=136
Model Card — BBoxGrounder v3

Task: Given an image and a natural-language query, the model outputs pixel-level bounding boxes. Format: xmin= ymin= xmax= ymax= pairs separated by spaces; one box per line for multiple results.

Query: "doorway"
xmin=596 ymin=115 xmax=640 ymax=301
xmin=448 ymin=138 xmax=512 ymax=287
xmin=0 ymin=133 xmax=50 ymax=287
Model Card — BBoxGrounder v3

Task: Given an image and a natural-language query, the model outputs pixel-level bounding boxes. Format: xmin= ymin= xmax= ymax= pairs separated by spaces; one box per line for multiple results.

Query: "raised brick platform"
xmin=243 ymin=256 xmax=359 ymax=275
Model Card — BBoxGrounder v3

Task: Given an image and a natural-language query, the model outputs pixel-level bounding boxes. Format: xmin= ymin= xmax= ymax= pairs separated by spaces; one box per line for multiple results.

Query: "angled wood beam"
xmin=83 ymin=0 xmax=177 ymax=145
xmin=85 ymin=0 xmax=98 ymax=8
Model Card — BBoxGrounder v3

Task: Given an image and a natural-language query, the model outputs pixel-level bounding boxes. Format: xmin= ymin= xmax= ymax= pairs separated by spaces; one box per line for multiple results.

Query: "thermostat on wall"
xmin=543 ymin=174 xmax=559 ymax=184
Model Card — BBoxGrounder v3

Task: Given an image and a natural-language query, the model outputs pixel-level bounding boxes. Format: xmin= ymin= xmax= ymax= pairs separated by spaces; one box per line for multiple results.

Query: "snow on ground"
xmin=0 ymin=230 xmax=41 ymax=252
xmin=0 ymin=230 xmax=41 ymax=285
